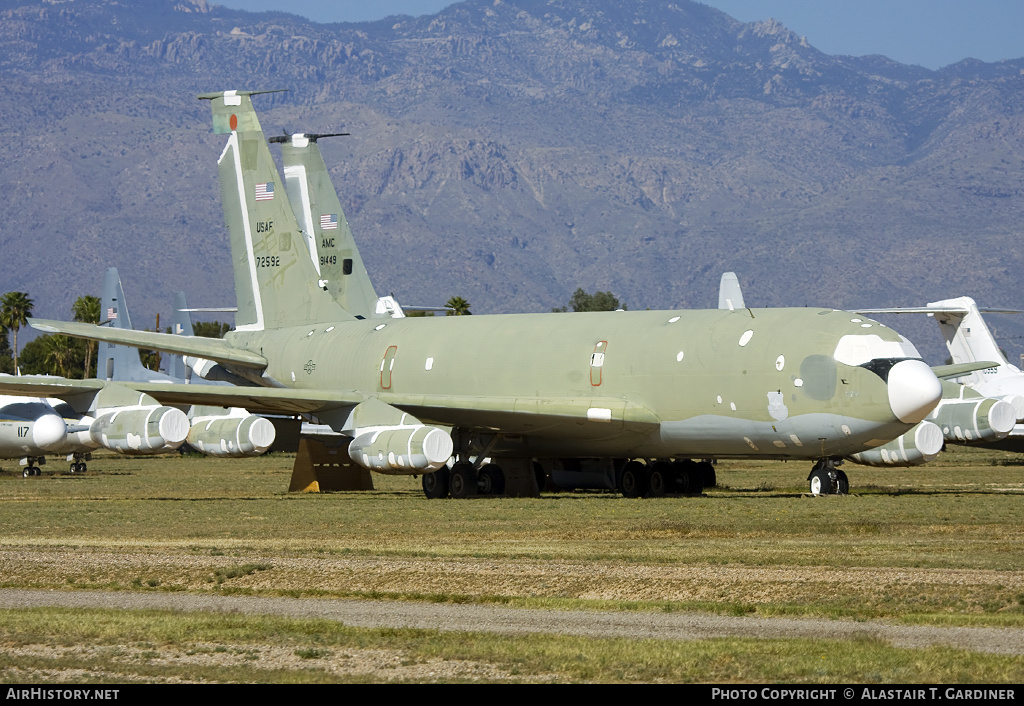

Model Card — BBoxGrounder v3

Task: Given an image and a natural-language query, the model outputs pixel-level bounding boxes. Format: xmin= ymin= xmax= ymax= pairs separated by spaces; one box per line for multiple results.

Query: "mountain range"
xmin=1 ymin=0 xmax=1023 ymax=363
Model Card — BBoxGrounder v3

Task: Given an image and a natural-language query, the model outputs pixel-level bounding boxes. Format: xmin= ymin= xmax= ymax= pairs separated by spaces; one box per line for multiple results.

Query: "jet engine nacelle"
xmin=187 ymin=414 xmax=276 ymax=457
xmin=997 ymin=394 xmax=1024 ymax=422
xmin=930 ymin=397 xmax=1015 ymax=443
xmin=89 ymin=405 xmax=190 ymax=454
xmin=847 ymin=421 xmax=944 ymax=467
xmin=348 ymin=425 xmax=453 ymax=474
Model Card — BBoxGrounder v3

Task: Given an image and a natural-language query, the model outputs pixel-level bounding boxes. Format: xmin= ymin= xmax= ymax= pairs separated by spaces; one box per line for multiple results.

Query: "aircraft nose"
xmin=887 ymin=360 xmax=942 ymax=424
xmin=32 ymin=414 xmax=67 ymax=451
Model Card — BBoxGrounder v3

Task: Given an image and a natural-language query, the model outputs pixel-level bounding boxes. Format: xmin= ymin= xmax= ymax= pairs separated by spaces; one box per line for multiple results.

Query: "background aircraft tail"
xmin=98 ymin=267 xmax=165 ymax=382
xmin=198 ymin=90 xmax=349 ymax=331
xmin=169 ymin=291 xmax=192 ymax=380
xmin=928 ymin=297 xmax=1021 ymax=384
xmin=272 ymin=132 xmax=382 ymax=319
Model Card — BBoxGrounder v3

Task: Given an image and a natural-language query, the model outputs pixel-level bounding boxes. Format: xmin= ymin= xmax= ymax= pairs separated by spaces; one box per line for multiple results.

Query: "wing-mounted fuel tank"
xmin=187 ymin=406 xmax=276 ymax=457
xmin=846 ymin=420 xmax=944 ymax=467
xmin=319 ymin=398 xmax=453 ymax=475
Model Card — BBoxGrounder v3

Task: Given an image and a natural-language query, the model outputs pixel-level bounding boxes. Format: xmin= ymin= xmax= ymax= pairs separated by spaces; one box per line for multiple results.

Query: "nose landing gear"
xmin=808 ymin=458 xmax=849 ymax=495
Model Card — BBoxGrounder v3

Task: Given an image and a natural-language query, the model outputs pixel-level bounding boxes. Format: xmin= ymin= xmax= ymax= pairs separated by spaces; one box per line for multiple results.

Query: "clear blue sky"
xmin=214 ymin=0 xmax=1024 ymax=70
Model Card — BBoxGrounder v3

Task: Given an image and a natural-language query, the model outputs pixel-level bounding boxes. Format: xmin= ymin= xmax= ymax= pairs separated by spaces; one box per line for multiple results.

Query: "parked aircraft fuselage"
xmin=228 ymin=306 xmax=933 ymax=460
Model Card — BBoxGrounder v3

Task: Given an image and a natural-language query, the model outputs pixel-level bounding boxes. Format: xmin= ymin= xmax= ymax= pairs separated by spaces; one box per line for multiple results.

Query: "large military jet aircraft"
xmin=10 ymin=90 xmax=950 ymax=499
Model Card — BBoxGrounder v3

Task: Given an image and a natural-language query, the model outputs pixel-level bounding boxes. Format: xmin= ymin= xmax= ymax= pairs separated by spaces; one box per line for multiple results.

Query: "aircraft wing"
xmin=0 ymin=376 xmax=658 ymax=435
xmin=0 ymin=377 xmax=365 ymax=416
xmin=857 ymin=306 xmax=1024 ymax=315
xmin=931 ymin=361 xmax=1001 ymax=380
xmin=30 ymin=318 xmax=267 ymax=370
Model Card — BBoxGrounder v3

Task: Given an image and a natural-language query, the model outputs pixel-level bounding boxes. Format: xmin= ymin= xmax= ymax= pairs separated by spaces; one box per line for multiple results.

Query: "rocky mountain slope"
xmin=1 ymin=0 xmax=1023 ymax=361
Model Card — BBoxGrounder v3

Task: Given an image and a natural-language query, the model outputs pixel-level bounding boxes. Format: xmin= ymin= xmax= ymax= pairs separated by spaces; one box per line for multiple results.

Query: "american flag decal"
xmin=254 ymin=182 xmax=274 ymax=201
xmin=107 ymin=307 xmax=117 ymax=320
xmin=320 ymin=213 xmax=338 ymax=230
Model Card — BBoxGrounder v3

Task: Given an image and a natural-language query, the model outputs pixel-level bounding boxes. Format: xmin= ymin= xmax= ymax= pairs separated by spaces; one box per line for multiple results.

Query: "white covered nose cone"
xmin=33 ymin=413 xmax=67 ymax=451
xmin=887 ymin=359 xmax=942 ymax=424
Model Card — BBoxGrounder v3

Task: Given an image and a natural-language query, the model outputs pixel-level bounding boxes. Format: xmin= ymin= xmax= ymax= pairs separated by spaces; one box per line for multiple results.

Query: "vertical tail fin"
xmin=198 ymin=90 xmax=349 ymax=330
xmin=929 ymin=297 xmax=1019 ymax=384
xmin=272 ymin=132 xmax=381 ymax=318
xmin=99 ymin=267 xmax=151 ymax=382
xmin=169 ymin=291 xmax=192 ymax=380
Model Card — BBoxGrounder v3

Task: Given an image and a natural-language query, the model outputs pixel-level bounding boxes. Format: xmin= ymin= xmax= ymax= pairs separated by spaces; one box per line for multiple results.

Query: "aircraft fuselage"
xmin=227 ymin=306 xmax=928 ymax=461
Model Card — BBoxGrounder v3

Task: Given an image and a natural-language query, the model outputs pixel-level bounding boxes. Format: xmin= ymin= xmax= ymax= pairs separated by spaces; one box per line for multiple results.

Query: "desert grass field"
xmin=0 ymin=446 xmax=1022 ymax=683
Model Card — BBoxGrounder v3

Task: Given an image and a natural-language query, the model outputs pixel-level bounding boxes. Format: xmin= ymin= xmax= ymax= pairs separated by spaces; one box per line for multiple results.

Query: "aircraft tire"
xmin=422 ymin=467 xmax=450 ymax=499
xmin=698 ymin=461 xmax=716 ymax=488
xmin=22 ymin=468 xmax=31 ymax=478
xmin=836 ymin=470 xmax=850 ymax=495
xmin=687 ymin=467 xmax=705 ymax=495
xmin=449 ymin=463 xmax=478 ymax=499
xmin=533 ymin=462 xmax=547 ymax=493
xmin=647 ymin=461 xmax=672 ymax=497
xmin=809 ymin=467 xmax=833 ymax=495
xmin=479 ymin=464 xmax=505 ymax=496
xmin=619 ymin=461 xmax=648 ymax=498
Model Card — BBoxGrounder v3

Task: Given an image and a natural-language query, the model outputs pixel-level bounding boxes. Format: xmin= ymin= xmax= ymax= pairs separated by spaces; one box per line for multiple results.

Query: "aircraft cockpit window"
xmin=859 ymin=357 xmax=918 ymax=382
xmin=833 ymin=334 xmax=922 ymax=367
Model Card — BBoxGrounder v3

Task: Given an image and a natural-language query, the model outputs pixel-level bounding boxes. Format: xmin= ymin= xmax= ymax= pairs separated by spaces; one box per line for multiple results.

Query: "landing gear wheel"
xmin=533 ymin=462 xmax=547 ymax=493
xmin=449 ymin=463 xmax=478 ymax=499
xmin=698 ymin=460 xmax=716 ymax=489
xmin=22 ymin=468 xmax=31 ymax=478
xmin=809 ymin=467 xmax=833 ymax=495
xmin=647 ymin=461 xmax=673 ymax=497
xmin=836 ymin=470 xmax=849 ymax=495
xmin=478 ymin=463 xmax=505 ymax=496
xmin=619 ymin=461 xmax=648 ymax=498
xmin=685 ymin=464 xmax=705 ymax=495
xmin=422 ymin=467 xmax=450 ymax=499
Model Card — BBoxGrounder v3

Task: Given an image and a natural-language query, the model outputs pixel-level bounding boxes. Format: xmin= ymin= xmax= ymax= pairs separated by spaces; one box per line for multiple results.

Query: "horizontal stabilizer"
xmin=30 ymin=318 xmax=267 ymax=370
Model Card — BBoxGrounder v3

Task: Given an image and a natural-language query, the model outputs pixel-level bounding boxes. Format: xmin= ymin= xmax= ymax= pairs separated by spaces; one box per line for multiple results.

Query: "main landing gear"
xmin=68 ymin=452 xmax=91 ymax=474
xmin=421 ymin=462 xmax=507 ymax=499
xmin=619 ymin=459 xmax=713 ymax=498
xmin=808 ymin=458 xmax=849 ymax=495
xmin=20 ymin=457 xmax=44 ymax=477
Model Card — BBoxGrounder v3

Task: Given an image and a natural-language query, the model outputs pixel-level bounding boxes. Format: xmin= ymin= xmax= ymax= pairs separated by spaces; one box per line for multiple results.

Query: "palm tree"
xmin=0 ymin=291 xmax=33 ymax=375
xmin=445 ymin=296 xmax=472 ymax=316
xmin=42 ymin=335 xmax=76 ymax=377
xmin=72 ymin=294 xmax=100 ymax=378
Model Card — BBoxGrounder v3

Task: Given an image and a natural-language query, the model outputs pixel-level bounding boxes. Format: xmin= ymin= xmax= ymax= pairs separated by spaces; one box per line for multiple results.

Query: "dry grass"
xmin=1 ymin=446 xmax=1023 ymax=682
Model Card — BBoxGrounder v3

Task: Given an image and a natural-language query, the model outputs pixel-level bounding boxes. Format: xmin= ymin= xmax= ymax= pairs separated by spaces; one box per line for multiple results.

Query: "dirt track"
xmin=2 ymin=587 xmax=1023 ymax=656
